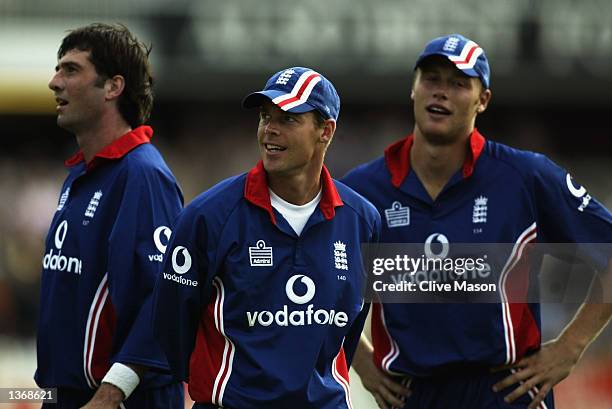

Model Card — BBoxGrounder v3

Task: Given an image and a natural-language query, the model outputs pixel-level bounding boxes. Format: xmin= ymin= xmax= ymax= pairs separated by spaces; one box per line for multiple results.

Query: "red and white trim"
xmin=448 ymin=40 xmax=483 ymax=70
xmin=83 ymin=273 xmax=110 ymax=389
xmin=377 ymin=304 xmax=401 ymax=374
xmin=498 ymin=223 xmax=537 ymax=364
xmin=272 ymin=71 xmax=321 ymax=111
xmin=65 ymin=126 xmax=152 ymax=171
xmin=332 ymin=341 xmax=353 ymax=409
xmin=211 ymin=277 xmax=235 ymax=406
xmin=510 ymin=368 xmax=549 ymax=409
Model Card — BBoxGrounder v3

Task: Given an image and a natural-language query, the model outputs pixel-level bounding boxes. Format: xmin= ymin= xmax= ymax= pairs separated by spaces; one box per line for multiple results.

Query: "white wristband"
xmin=101 ymin=362 xmax=140 ymax=400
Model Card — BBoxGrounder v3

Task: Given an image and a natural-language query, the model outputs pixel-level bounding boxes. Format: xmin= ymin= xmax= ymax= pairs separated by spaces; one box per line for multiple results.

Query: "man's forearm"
xmin=558 ymin=303 xmax=612 ymax=357
xmin=352 ymin=334 xmax=374 ymax=375
xmin=557 ymin=260 xmax=612 ymax=356
xmin=89 ymin=382 xmax=125 ymax=405
xmin=82 ymin=363 xmax=145 ymax=408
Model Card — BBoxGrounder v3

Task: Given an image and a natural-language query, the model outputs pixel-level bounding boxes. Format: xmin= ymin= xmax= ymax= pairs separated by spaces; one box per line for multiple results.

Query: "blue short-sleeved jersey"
xmin=36 ymin=126 xmax=184 ymax=391
xmin=342 ymin=130 xmax=611 ymax=377
xmin=152 ymin=161 xmax=381 ymax=409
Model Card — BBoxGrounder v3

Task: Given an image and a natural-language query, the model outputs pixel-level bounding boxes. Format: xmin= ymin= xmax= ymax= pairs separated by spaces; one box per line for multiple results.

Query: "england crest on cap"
xmin=415 ymin=34 xmax=491 ymax=89
xmin=242 ymin=66 xmax=340 ymax=121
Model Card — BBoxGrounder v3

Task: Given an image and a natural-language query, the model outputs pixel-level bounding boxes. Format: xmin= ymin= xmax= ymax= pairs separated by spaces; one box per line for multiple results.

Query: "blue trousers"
xmin=400 ymin=368 xmax=555 ymax=409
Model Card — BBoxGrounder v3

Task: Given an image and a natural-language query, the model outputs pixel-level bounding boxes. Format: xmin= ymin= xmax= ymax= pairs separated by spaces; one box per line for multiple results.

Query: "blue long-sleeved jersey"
xmin=342 ymin=130 xmax=611 ymax=377
xmin=36 ymin=126 xmax=183 ymax=391
xmin=152 ymin=161 xmax=380 ymax=408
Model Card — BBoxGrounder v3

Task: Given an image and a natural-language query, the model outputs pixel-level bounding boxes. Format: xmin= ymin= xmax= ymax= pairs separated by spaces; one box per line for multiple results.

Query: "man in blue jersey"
xmin=152 ymin=67 xmax=381 ymax=408
xmin=342 ymin=34 xmax=612 ymax=409
xmin=36 ymin=23 xmax=184 ymax=408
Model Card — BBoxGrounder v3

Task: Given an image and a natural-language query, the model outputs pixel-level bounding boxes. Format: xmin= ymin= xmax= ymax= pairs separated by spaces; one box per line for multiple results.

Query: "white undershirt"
xmin=269 ymin=188 xmax=322 ymax=236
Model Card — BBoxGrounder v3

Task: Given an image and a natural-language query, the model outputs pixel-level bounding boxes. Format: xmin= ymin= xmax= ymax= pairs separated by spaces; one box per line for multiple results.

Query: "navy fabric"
xmin=401 ymin=368 xmax=555 ymax=409
xmin=342 ymin=131 xmax=611 ymax=407
xmin=153 ymin=163 xmax=381 ymax=409
xmin=36 ymin=127 xmax=183 ymax=396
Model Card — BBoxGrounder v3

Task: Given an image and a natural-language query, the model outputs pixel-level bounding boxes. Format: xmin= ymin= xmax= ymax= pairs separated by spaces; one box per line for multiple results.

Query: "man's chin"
xmin=420 ymin=126 xmax=467 ymax=146
xmin=261 ymin=158 xmax=283 ymax=174
xmin=422 ymin=133 xmax=456 ymax=146
xmin=56 ymin=117 xmax=76 ymax=133
xmin=56 ymin=115 xmax=68 ymax=127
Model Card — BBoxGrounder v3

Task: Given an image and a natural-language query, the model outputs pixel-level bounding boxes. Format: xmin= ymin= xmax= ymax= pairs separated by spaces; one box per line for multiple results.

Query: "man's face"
xmin=411 ymin=56 xmax=491 ymax=145
xmin=257 ymin=101 xmax=328 ymax=178
xmin=48 ymin=49 xmax=107 ymax=133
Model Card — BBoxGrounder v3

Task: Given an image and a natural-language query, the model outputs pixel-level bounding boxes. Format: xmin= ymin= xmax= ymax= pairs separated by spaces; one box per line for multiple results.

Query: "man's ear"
xmin=410 ymin=70 xmax=419 ymax=102
xmin=320 ymin=119 xmax=336 ymax=145
xmin=105 ymin=75 xmax=126 ymax=101
xmin=477 ymin=88 xmax=492 ymax=114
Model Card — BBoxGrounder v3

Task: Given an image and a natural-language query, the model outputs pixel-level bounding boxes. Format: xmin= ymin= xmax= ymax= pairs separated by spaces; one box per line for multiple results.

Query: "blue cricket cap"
xmin=242 ymin=67 xmax=340 ymax=121
xmin=415 ymin=34 xmax=491 ymax=89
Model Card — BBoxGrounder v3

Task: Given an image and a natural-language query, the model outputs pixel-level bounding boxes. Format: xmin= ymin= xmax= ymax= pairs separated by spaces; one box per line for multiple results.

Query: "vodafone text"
xmin=246 ymin=305 xmax=348 ymax=328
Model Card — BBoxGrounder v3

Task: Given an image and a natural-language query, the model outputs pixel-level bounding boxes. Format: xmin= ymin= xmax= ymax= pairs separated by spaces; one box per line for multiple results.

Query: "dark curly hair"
xmin=58 ymin=23 xmax=154 ymax=128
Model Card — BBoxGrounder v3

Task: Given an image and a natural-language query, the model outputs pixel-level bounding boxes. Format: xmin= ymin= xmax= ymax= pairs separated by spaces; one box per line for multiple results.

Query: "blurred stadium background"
xmin=0 ymin=0 xmax=610 ymax=408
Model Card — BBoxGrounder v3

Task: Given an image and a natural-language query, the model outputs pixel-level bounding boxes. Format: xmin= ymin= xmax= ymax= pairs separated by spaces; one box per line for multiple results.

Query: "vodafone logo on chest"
xmin=42 ymin=220 xmax=82 ymax=274
xmin=246 ymin=274 xmax=349 ymax=328
xmin=149 ymin=226 xmax=172 ymax=262
xmin=285 ymin=275 xmax=315 ymax=304
xmin=171 ymin=246 xmax=192 ymax=274
xmin=161 ymin=244 xmax=199 ymax=287
xmin=424 ymin=233 xmax=449 ymax=259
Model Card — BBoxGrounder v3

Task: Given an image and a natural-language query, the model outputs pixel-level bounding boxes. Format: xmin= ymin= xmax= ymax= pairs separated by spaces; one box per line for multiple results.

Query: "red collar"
xmin=244 ymin=161 xmax=344 ymax=225
xmin=384 ymin=129 xmax=486 ymax=188
xmin=64 ymin=126 xmax=153 ymax=171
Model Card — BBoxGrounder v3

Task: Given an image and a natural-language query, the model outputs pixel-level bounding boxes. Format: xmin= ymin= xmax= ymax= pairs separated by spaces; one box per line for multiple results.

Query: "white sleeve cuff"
xmin=101 ymin=362 xmax=141 ymax=400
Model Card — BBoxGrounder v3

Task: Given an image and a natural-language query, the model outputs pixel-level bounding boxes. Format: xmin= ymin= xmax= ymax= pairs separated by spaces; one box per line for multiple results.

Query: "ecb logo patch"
xmin=276 ymin=69 xmax=295 ymax=85
xmin=84 ymin=190 xmax=102 ymax=218
xmin=472 ymin=195 xmax=488 ymax=223
xmin=385 ymin=201 xmax=410 ymax=228
xmin=249 ymin=240 xmax=273 ymax=266
xmin=57 ymin=188 xmax=70 ymax=211
xmin=333 ymin=241 xmax=348 ymax=270
xmin=443 ymin=36 xmax=460 ymax=52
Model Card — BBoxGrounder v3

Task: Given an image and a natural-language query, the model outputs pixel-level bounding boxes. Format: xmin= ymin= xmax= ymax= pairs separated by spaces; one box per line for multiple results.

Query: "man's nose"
xmin=48 ymin=72 xmax=62 ymax=92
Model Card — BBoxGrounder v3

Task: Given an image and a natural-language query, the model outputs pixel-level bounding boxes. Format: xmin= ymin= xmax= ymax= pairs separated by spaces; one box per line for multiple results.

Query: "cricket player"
xmin=342 ymin=34 xmax=612 ymax=409
xmin=152 ymin=66 xmax=381 ymax=408
xmin=36 ymin=23 xmax=184 ymax=408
